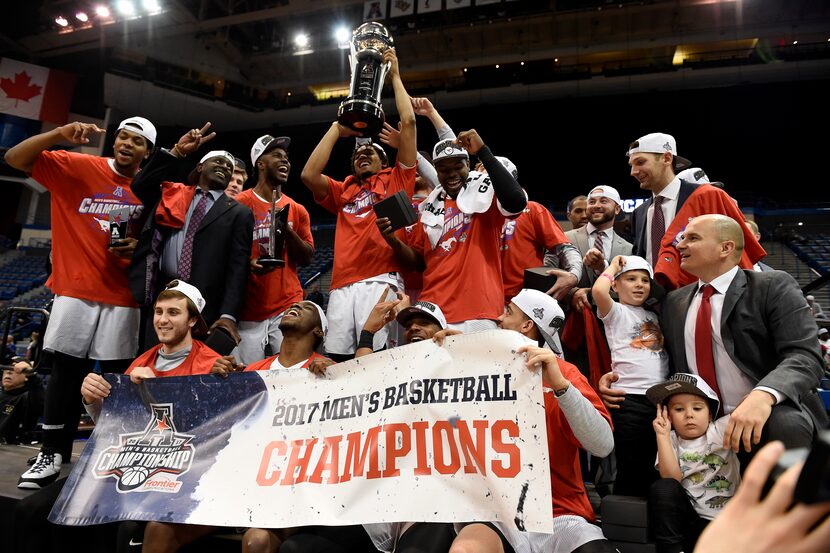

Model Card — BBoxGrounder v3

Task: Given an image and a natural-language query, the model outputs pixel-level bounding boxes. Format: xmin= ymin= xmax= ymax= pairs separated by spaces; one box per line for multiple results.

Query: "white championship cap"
xmin=510 ymin=289 xmax=565 ymax=353
xmin=162 ymin=280 xmax=208 ymax=335
xmin=117 ymin=116 xmax=157 ymax=146
xmin=588 ymin=185 xmax=622 ymax=206
xmin=626 ymin=132 xmax=691 ymax=170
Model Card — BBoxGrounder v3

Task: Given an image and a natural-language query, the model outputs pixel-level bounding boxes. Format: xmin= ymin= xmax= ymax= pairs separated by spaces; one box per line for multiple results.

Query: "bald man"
xmin=659 ymin=214 xmax=826 ymax=456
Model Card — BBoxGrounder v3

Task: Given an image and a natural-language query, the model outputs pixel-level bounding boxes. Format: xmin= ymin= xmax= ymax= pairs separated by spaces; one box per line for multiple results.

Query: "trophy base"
xmin=257 ymin=257 xmax=285 ymax=269
xmin=338 ymin=100 xmax=384 ymax=137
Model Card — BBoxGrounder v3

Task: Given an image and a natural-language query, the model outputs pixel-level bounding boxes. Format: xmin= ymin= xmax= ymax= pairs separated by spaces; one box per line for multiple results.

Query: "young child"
xmin=592 ymin=254 xmax=669 ymax=495
xmin=647 ymin=373 xmax=740 ymax=553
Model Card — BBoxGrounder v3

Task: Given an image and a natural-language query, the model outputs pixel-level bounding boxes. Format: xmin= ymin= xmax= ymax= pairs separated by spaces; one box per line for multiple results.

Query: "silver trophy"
xmin=337 ymin=22 xmax=394 ymax=137
xmin=257 ymin=199 xmax=289 ymax=269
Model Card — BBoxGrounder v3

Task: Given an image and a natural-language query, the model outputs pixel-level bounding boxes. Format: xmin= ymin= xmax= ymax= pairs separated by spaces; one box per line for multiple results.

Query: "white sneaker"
xmin=18 ymin=451 xmax=63 ymax=489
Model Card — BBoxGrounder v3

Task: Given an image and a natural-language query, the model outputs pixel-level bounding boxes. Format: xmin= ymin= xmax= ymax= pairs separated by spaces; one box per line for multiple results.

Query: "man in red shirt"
xmin=301 ymin=49 xmax=417 ymax=359
xmin=451 ymin=289 xmax=616 ymax=553
xmin=234 ymin=135 xmax=314 ymax=364
xmin=6 ymin=116 xmax=157 ymax=488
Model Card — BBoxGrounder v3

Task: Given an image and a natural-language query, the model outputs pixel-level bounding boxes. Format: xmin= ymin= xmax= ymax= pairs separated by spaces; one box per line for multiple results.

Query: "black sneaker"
xmin=18 ymin=451 xmax=63 ymax=489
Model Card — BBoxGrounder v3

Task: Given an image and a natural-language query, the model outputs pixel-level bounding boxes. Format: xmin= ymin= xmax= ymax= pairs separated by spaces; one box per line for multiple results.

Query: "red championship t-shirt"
xmin=245 ymin=351 xmax=327 ymax=371
xmin=31 ymin=150 xmax=144 ymax=307
xmin=407 ymin=198 xmax=506 ymax=324
xmin=317 ymin=164 xmax=416 ymax=290
xmin=125 ymin=340 xmax=221 ymax=378
xmin=546 ymin=359 xmax=613 ymax=520
xmin=235 ymin=189 xmax=314 ymax=321
xmin=401 ymin=194 xmax=427 ymax=293
xmin=500 ymin=201 xmax=570 ymax=303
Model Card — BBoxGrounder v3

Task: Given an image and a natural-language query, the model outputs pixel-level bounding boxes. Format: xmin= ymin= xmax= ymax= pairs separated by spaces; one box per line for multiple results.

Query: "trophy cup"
xmin=257 ymin=200 xmax=290 ymax=268
xmin=337 ymin=22 xmax=394 ymax=137
xmin=108 ymin=206 xmax=131 ymax=247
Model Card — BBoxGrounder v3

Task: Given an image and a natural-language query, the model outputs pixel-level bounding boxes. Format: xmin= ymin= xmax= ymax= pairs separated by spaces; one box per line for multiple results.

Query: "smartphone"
xmin=204 ymin=326 xmax=237 ymax=356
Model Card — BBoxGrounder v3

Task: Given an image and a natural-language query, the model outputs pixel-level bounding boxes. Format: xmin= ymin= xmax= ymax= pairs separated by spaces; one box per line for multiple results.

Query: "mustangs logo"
xmin=93 ymin=403 xmax=195 ymax=494
xmin=79 ymin=190 xmax=143 ymax=234
xmin=437 ymin=206 xmax=470 ymax=254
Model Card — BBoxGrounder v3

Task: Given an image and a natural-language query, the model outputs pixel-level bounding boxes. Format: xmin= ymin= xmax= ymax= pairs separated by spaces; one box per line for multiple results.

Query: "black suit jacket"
xmin=661 ymin=268 xmax=827 ymax=428
xmin=631 ymin=179 xmax=698 ymax=258
xmin=128 ymin=151 xmax=254 ymax=326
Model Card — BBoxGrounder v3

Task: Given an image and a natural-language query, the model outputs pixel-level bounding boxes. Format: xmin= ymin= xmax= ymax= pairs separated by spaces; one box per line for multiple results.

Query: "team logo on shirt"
xmin=500 ymin=219 xmax=517 ymax=251
xmin=436 ymin=206 xmax=471 ymax=254
xmin=342 ymin=188 xmax=379 ymax=217
xmin=78 ymin=192 xmax=143 ymax=234
xmin=92 ymin=403 xmax=196 ymax=494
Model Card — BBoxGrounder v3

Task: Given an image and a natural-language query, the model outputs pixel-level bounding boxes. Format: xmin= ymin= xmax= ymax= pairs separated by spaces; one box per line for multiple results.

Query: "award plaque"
xmin=108 ymin=206 xmax=131 ymax=247
xmin=372 ymin=190 xmax=418 ymax=231
xmin=257 ymin=201 xmax=290 ymax=268
xmin=337 ymin=22 xmax=394 ymax=137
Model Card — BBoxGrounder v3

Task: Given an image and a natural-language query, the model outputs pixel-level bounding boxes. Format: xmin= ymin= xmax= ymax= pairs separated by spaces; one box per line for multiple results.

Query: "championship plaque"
xmin=108 ymin=206 xmax=131 ymax=247
xmin=337 ymin=22 xmax=394 ymax=137
xmin=257 ymin=201 xmax=290 ymax=268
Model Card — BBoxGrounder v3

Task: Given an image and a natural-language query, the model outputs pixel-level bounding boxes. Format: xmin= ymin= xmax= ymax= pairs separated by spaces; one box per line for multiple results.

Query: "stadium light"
xmin=116 ymin=0 xmax=136 ymax=16
xmin=143 ymin=0 xmax=162 ymax=14
xmin=76 ymin=12 xmax=89 ymax=22
xmin=335 ymin=26 xmax=350 ymax=49
xmin=55 ymin=16 xmax=69 ymax=27
xmin=95 ymin=5 xmax=111 ymax=17
xmin=294 ymin=33 xmax=310 ymax=48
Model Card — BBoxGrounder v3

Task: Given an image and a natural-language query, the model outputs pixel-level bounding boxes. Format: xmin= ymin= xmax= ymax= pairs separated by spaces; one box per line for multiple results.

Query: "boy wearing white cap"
xmin=232 ymin=135 xmax=315 ymax=364
xmin=6 ymin=116 xmax=159 ymax=488
xmin=647 ymin=373 xmax=740 ymax=553
xmin=128 ymin=124 xmax=254 ymax=352
xmin=592 ymin=255 xmax=669 ymax=496
xmin=626 ymin=132 xmax=699 ymax=266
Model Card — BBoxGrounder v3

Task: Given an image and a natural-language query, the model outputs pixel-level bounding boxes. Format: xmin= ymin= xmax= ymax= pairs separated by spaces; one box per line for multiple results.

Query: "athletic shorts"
xmin=43 ymin=295 xmax=139 ymax=360
xmin=325 ymin=274 xmax=403 ymax=355
xmin=456 ymin=515 xmax=607 ymax=553
xmin=235 ymin=310 xmax=286 ymax=364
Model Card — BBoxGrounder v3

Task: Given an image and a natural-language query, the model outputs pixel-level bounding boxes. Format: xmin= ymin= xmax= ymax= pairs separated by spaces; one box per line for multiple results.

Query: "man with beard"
xmin=129 ymin=124 xmax=254 ymax=351
xmin=5 ymin=116 xmax=157 ymax=488
xmin=567 ymin=185 xmax=633 ymax=311
xmin=301 ymin=49 xmax=417 ymax=359
xmin=385 ymin=130 xmax=527 ymax=331
xmin=232 ymin=135 xmax=314 ymax=363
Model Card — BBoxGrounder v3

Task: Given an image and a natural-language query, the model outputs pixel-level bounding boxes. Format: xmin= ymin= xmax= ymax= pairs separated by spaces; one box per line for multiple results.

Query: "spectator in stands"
xmin=657 ymin=214 xmax=826 ymax=457
xmin=304 ymin=284 xmax=325 ymax=307
xmin=819 ymin=327 xmax=830 ymax=368
xmin=5 ymin=334 xmax=16 ymax=357
xmin=224 ymin=157 xmax=247 ymax=198
xmin=232 ymin=135 xmax=314 ymax=364
xmin=745 ymin=220 xmax=774 ymax=272
xmin=594 ymin=255 xmax=668 ymax=496
xmin=806 ymin=294 xmax=827 ymax=320
xmin=301 ymin=49 xmax=416 ymax=359
xmin=450 ymin=290 xmax=616 ymax=553
xmin=5 ymin=116 xmax=156 ymax=488
xmin=648 ymin=373 xmax=740 ymax=553
xmin=25 ymin=330 xmax=40 ymax=366
xmin=383 ymin=129 xmax=527 ymax=332
xmin=129 ymin=124 xmax=254 ymax=352
xmin=627 ymin=132 xmax=696 ymax=265
xmin=565 ymin=185 xmax=634 ymax=312
xmin=0 ymin=357 xmax=43 ymax=444
xmin=693 ymin=441 xmax=830 ymax=553
xmin=567 ymin=195 xmax=589 ymax=230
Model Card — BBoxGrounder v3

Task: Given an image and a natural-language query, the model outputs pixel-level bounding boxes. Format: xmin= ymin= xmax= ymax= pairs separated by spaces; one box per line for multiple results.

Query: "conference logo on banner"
xmin=50 ymin=330 xmax=553 ymax=533
xmin=0 ymin=57 xmax=76 ymax=124
xmin=92 ymin=403 xmax=195 ymax=493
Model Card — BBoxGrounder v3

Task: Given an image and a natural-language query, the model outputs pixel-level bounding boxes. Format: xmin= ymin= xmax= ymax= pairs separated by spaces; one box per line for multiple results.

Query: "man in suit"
xmin=129 ymin=124 xmax=254 ymax=350
xmin=745 ymin=219 xmax=775 ymax=272
xmin=660 ymin=214 xmax=826 ymax=454
xmin=567 ymin=185 xmax=633 ymax=311
xmin=627 ymin=132 xmax=697 ymax=265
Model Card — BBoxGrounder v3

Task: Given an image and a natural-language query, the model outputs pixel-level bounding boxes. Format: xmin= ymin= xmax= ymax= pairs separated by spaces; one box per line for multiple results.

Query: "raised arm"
xmin=301 ymin=123 xmax=358 ymax=201
xmin=456 ymin=129 xmax=527 ymax=214
xmin=4 ymin=123 xmax=105 ymax=173
xmin=412 ymin=97 xmax=455 ymax=141
xmin=592 ymin=255 xmax=624 ymax=318
xmin=385 ymin=49 xmax=416 ymax=168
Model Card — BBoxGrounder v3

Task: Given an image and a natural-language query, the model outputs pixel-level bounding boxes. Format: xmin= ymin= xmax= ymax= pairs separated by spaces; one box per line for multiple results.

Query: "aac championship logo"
xmin=93 ymin=404 xmax=195 ymax=493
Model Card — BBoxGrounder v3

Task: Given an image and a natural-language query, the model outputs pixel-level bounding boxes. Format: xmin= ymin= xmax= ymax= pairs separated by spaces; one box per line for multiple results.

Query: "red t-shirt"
xmin=125 ymin=340 xmax=221 ymax=378
xmin=244 ymin=351 xmax=327 ymax=371
xmin=235 ymin=189 xmax=314 ymax=321
xmin=500 ymin=201 xmax=569 ymax=302
xmin=406 ymin=197 xmax=506 ymax=324
xmin=317 ymin=164 xmax=416 ymax=290
xmin=31 ymin=150 xmax=144 ymax=307
xmin=401 ymin=195 xmax=426 ymax=292
xmin=546 ymin=359 xmax=613 ymax=520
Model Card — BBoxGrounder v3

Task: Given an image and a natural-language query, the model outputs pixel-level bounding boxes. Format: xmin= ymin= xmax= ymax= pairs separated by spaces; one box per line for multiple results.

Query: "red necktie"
xmin=179 ymin=191 xmax=209 ymax=282
xmin=593 ymin=230 xmax=606 ymax=275
xmin=694 ymin=284 xmax=723 ymax=403
xmin=651 ymin=195 xmax=665 ymax=267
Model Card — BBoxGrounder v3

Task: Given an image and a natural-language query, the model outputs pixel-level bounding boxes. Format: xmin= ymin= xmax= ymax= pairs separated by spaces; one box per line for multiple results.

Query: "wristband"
xmin=601 ymin=273 xmax=614 ymax=283
xmin=357 ymin=329 xmax=376 ymax=351
xmin=172 ymin=144 xmax=186 ymax=158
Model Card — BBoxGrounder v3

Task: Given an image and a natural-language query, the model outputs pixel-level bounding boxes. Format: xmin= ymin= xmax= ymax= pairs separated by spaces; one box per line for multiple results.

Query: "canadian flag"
xmin=0 ymin=58 xmax=76 ymax=125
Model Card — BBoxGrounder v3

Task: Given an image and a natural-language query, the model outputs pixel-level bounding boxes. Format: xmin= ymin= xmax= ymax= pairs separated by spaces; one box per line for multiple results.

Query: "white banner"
xmin=52 ymin=330 xmax=553 ymax=533
xmin=364 ymin=0 xmax=388 ymax=21
xmin=390 ymin=0 xmax=416 ymax=17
